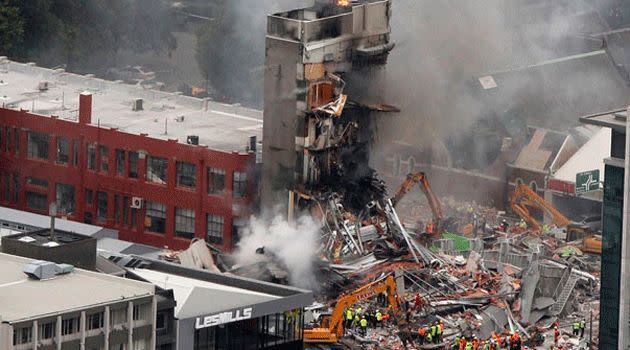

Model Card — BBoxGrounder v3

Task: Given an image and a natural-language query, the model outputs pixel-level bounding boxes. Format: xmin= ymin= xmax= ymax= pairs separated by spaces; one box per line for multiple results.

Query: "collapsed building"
xmin=262 ymin=0 xmax=396 ymax=211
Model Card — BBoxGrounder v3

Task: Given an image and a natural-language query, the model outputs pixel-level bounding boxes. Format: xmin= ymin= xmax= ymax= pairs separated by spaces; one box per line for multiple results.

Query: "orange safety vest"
xmin=419 ymin=328 xmax=426 ymax=336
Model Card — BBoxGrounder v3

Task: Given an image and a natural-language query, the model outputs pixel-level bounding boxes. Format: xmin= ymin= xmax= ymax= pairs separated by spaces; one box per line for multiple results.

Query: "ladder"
xmin=550 ymin=270 xmax=580 ymax=315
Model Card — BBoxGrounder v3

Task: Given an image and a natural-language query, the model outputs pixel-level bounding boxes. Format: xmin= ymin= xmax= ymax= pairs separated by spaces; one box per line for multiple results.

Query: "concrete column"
xmin=56 ymin=316 xmax=62 ymax=350
xmin=127 ymin=301 xmax=134 ymax=350
xmin=104 ymin=306 xmax=110 ymax=350
xmin=80 ymin=311 xmax=86 ymax=350
xmin=32 ymin=320 xmax=38 ymax=350
xmin=618 ymin=107 xmax=630 ymax=349
xmin=150 ymin=297 xmax=157 ymax=350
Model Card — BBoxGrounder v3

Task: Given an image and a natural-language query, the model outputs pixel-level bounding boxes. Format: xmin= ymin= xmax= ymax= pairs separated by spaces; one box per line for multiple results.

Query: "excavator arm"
xmin=509 ymin=184 xmax=571 ymax=230
xmin=304 ymin=275 xmax=399 ymax=343
xmin=391 ymin=172 xmax=444 ymax=229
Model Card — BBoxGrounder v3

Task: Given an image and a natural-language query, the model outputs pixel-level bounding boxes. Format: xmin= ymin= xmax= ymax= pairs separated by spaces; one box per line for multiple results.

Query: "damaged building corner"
xmin=262 ymin=0 xmax=396 ymax=212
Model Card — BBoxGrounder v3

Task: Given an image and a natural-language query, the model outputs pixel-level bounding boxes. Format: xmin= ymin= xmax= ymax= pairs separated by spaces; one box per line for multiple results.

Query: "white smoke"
xmin=234 ymin=214 xmax=321 ymax=289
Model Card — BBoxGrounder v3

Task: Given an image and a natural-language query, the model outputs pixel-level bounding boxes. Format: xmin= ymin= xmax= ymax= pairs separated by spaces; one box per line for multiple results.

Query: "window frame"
xmin=176 ymin=161 xmax=197 ymax=189
xmin=175 ymin=207 xmax=195 ymax=239
xmin=27 ymin=131 xmax=49 ymax=160
xmin=206 ymin=214 xmax=224 ymax=245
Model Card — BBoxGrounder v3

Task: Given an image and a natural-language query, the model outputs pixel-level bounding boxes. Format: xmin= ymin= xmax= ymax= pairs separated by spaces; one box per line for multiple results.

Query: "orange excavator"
xmin=509 ymin=184 xmax=571 ymax=230
xmin=304 ymin=275 xmax=400 ymax=343
xmin=509 ymin=184 xmax=601 ymax=254
xmin=391 ymin=172 xmax=444 ymax=232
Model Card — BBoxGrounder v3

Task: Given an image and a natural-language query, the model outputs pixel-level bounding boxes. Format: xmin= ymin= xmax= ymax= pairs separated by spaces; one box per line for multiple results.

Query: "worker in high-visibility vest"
xmin=345 ymin=308 xmax=353 ymax=330
xmin=359 ymin=316 xmax=368 ymax=335
xmin=426 ymin=331 xmax=433 ymax=344
xmin=431 ymin=322 xmax=438 ymax=343
xmin=418 ymin=327 xmax=426 ymax=345
xmin=572 ymin=321 xmax=580 ymax=336
xmin=438 ymin=320 xmax=444 ymax=342
xmin=375 ymin=310 xmax=382 ymax=328
xmin=580 ymin=319 xmax=586 ymax=338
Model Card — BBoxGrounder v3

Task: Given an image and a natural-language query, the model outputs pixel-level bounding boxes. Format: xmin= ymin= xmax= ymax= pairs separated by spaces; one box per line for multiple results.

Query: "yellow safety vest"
xmin=376 ymin=312 xmax=382 ymax=321
xmin=360 ymin=318 xmax=367 ymax=328
xmin=346 ymin=310 xmax=353 ymax=320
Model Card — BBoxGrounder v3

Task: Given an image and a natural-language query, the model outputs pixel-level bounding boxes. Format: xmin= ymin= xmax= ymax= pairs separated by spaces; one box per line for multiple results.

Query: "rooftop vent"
xmin=18 ymin=236 xmax=36 ymax=243
xmin=23 ymin=260 xmax=74 ymax=280
xmin=132 ymin=98 xmax=143 ymax=111
xmin=175 ymin=115 xmax=185 ymax=122
xmin=187 ymin=135 xmax=199 ymax=145
xmin=38 ymin=81 xmax=49 ymax=91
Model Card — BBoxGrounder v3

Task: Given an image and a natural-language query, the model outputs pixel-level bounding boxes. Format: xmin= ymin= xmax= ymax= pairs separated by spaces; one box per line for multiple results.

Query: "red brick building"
xmin=0 ymin=60 xmax=261 ymax=251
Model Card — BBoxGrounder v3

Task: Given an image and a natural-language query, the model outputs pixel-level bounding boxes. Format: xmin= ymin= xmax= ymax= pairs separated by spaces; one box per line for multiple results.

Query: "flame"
xmin=337 ymin=0 xmax=350 ymax=6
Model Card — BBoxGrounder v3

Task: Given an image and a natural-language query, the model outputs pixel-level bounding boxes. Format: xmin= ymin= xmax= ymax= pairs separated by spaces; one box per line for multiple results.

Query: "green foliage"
xmin=0 ymin=0 xmax=23 ymax=55
xmin=0 ymin=0 xmax=177 ymax=71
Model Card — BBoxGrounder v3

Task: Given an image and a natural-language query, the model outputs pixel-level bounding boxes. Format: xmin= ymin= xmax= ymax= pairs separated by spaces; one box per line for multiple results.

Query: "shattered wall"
xmin=262 ymin=0 xmax=395 ymax=208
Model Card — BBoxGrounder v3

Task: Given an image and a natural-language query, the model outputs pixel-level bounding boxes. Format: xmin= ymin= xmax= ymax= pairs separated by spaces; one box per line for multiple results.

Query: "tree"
xmin=0 ymin=0 xmax=23 ymax=56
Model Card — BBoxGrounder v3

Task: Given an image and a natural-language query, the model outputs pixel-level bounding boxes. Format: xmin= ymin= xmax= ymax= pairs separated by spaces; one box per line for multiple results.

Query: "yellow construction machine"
xmin=509 ymin=184 xmax=601 ymax=254
xmin=303 ymin=275 xmax=400 ymax=343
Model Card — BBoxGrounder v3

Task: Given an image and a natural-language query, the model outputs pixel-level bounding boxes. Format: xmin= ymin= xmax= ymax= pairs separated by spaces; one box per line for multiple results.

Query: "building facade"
xmin=581 ymin=110 xmax=627 ymax=349
xmin=0 ymin=59 xmax=260 ymax=251
xmin=0 ymin=253 xmax=157 ymax=350
xmin=262 ymin=0 xmax=395 ymax=207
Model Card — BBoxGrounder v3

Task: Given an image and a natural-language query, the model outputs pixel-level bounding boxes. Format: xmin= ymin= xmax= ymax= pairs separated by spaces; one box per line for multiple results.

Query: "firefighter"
xmin=491 ymin=332 xmax=502 ymax=349
xmin=472 ymin=337 xmax=479 ymax=350
xmin=360 ymin=316 xmax=368 ymax=336
xmin=553 ymin=325 xmax=559 ymax=346
xmin=580 ymin=319 xmax=586 ymax=338
xmin=426 ymin=221 xmax=434 ymax=235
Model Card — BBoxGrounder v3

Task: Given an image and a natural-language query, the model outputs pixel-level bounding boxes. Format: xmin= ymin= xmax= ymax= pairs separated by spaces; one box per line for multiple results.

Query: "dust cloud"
xmin=233 ymin=213 xmax=321 ymax=290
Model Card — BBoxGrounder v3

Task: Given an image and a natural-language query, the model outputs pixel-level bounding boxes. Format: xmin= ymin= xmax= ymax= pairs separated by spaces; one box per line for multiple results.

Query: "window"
xmin=85 ymin=189 xmax=93 ymax=205
xmin=206 ymin=214 xmax=224 ymax=245
xmin=56 ymin=137 xmax=70 ymax=164
xmin=131 ymin=207 xmax=138 ymax=228
xmin=97 ymin=191 xmax=108 ymax=222
xmin=156 ymin=312 xmax=167 ymax=332
xmin=72 ymin=141 xmax=78 ymax=166
xmin=13 ymin=326 xmax=32 ymax=345
xmin=232 ymin=218 xmax=246 ymax=245
xmin=12 ymin=174 xmax=18 ymax=203
xmin=133 ymin=303 xmax=151 ymax=321
xmin=87 ymin=144 xmax=96 ymax=170
xmin=207 ymin=167 xmax=225 ymax=194
xmin=114 ymin=194 xmax=121 ymax=224
xmin=27 ymin=131 xmax=49 ymax=159
xmin=26 ymin=191 xmax=47 ymax=211
xmin=84 ymin=212 xmax=93 ymax=224
xmin=133 ymin=338 xmax=148 ymax=350
xmin=3 ymin=174 xmax=9 ymax=201
xmin=110 ymin=308 xmax=127 ymax=325
xmin=62 ymin=317 xmax=78 ymax=335
xmin=233 ymin=171 xmax=247 ymax=198
xmin=175 ymin=207 xmax=195 ymax=239
xmin=26 ymin=177 xmax=48 ymax=188
xmin=100 ymin=145 xmax=109 ymax=172
xmin=56 ymin=183 xmax=75 ymax=214
xmin=5 ymin=127 xmax=10 ymax=152
xmin=116 ymin=149 xmax=125 ymax=176
xmin=39 ymin=321 xmax=55 ymax=340
xmin=128 ymin=151 xmax=139 ymax=178
xmin=147 ymin=156 xmax=168 ymax=184
xmin=123 ymin=196 xmax=130 ymax=226
xmin=530 ymin=181 xmax=538 ymax=192
xmin=88 ymin=311 xmax=104 ymax=330
xmin=145 ymin=201 xmax=166 ymax=233
xmin=176 ymin=161 xmax=196 ymax=188
xmin=14 ymin=128 xmax=19 ymax=154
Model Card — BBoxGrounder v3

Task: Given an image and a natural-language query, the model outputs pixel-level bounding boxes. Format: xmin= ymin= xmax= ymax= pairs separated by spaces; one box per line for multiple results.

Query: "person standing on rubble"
xmin=452 ymin=335 xmax=460 ymax=350
xmin=353 ymin=312 xmax=360 ymax=329
xmin=425 ymin=329 xmax=433 ymax=344
xmin=553 ymin=325 xmax=559 ymax=346
xmin=426 ymin=220 xmax=434 ymax=235
xmin=459 ymin=336 xmax=467 ymax=350
xmin=579 ymin=319 xmax=585 ymax=338
xmin=471 ymin=337 xmax=479 ymax=350
xmin=435 ymin=320 xmax=443 ymax=342
xmin=572 ymin=321 xmax=580 ymax=337
xmin=430 ymin=322 xmax=438 ymax=343
xmin=418 ymin=326 xmax=426 ymax=345
xmin=481 ymin=340 xmax=490 ymax=350
xmin=439 ymin=320 xmax=445 ymax=342
xmin=345 ymin=308 xmax=353 ymax=331
xmin=376 ymin=310 xmax=382 ymax=328
xmin=359 ymin=315 xmax=368 ymax=335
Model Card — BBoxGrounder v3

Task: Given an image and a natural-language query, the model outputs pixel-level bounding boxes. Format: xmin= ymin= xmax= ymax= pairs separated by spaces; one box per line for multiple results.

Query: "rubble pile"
xmin=295 ymin=183 xmax=601 ymax=349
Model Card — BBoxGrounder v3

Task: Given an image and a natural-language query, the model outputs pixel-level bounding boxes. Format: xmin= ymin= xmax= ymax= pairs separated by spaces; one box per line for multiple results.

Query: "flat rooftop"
xmin=580 ymin=108 xmax=628 ymax=133
xmin=0 ymin=59 xmax=262 ymax=152
xmin=4 ymin=229 xmax=92 ymax=248
xmin=0 ymin=253 xmax=154 ymax=323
